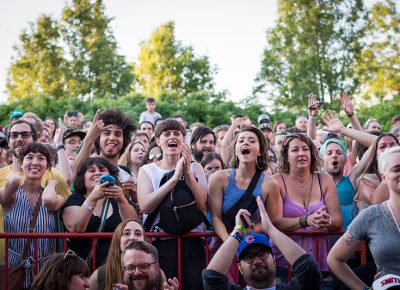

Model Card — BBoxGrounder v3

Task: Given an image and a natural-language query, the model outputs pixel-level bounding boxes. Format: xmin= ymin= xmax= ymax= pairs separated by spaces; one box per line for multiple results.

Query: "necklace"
xmin=387 ymin=200 xmax=400 ymax=234
xmin=288 ymin=173 xmax=312 ymax=191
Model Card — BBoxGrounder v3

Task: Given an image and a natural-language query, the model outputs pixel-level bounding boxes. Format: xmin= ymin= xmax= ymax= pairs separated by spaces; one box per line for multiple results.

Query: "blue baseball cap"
xmin=237 ymin=233 xmax=272 ymax=260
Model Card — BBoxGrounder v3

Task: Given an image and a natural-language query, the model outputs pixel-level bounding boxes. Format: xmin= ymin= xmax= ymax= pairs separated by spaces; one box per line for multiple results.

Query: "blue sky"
xmin=0 ymin=0 xmax=278 ymax=103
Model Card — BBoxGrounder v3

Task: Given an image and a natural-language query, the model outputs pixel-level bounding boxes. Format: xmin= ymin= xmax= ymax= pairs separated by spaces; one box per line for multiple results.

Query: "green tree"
xmin=134 ymin=21 xmax=216 ymax=100
xmin=6 ymin=0 xmax=133 ymax=101
xmin=254 ymin=0 xmax=367 ymax=109
xmin=62 ymin=0 xmax=133 ymax=99
xmin=6 ymin=15 xmax=67 ymax=101
xmin=355 ymin=0 xmax=400 ymax=100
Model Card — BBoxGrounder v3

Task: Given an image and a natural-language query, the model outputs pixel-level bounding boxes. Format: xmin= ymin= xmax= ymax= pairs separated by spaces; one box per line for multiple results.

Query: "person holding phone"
xmin=62 ymin=157 xmax=137 ymax=268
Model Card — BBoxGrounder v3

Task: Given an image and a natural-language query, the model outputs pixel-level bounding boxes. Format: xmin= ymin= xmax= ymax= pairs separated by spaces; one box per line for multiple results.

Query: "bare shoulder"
xmin=318 ymin=172 xmax=335 ymax=185
xmin=209 ymin=169 xmax=230 ymax=185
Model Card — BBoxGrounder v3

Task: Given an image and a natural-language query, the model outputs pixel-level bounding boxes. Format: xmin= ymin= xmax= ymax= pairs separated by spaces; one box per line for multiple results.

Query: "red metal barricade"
xmin=0 ymin=231 xmax=367 ymax=290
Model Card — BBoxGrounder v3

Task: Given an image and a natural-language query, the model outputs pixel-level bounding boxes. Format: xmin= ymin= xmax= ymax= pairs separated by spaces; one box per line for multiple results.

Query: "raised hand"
xmin=54 ymin=118 xmax=66 ymax=146
xmin=181 ymin=143 xmax=192 ymax=175
xmin=321 ymin=111 xmax=344 ymax=132
xmin=257 ymin=196 xmax=275 ymax=235
xmin=163 ymin=277 xmax=179 ymax=290
xmin=86 ymin=109 xmax=105 ymax=140
xmin=308 ymin=95 xmax=320 ymax=117
xmin=340 ymin=92 xmax=355 ymax=117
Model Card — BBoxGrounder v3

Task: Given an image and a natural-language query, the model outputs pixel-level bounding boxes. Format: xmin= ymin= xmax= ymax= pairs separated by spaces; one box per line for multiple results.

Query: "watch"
xmin=230 ymin=231 xmax=244 ymax=243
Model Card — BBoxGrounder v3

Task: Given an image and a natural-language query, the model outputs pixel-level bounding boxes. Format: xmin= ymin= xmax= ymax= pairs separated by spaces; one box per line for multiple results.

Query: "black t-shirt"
xmin=62 ymin=193 xmax=127 ymax=268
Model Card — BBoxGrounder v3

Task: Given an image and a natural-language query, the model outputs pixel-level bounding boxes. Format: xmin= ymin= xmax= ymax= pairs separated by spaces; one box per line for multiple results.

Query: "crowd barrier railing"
xmin=0 ymin=231 xmax=366 ymax=290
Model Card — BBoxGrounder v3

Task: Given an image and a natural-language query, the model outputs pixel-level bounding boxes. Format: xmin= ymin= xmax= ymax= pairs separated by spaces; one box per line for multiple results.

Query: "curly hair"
xmin=229 ymin=125 xmax=269 ymax=171
xmin=277 ymin=133 xmax=321 ymax=173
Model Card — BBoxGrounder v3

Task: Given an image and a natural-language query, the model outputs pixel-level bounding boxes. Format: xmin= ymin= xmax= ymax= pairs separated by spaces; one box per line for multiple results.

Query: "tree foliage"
xmin=134 ymin=21 xmax=216 ymax=100
xmin=355 ymin=0 xmax=400 ymax=100
xmin=254 ymin=0 xmax=367 ymax=109
xmin=6 ymin=0 xmax=133 ymax=101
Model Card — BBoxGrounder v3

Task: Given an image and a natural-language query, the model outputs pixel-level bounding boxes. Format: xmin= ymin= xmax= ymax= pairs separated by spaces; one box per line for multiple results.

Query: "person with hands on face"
xmin=203 ymin=197 xmax=322 ymax=290
xmin=62 ymin=157 xmax=138 ymax=269
xmin=268 ymin=132 xmax=342 ymax=277
xmin=138 ymin=118 xmax=207 ymax=290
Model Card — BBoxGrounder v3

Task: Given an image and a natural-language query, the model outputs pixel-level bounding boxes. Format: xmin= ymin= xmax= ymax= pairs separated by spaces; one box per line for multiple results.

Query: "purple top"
xmin=273 ymin=173 xmax=329 ymax=272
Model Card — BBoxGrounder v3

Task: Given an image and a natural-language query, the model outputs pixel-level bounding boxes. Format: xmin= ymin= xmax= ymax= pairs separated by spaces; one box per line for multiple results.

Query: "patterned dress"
xmin=4 ymin=187 xmax=55 ymax=288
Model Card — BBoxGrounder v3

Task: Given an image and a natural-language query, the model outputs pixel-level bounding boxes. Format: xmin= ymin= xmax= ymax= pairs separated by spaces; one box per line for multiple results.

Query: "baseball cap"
xmin=237 ymin=233 xmax=272 ymax=260
xmin=258 ymin=114 xmax=270 ymax=124
xmin=63 ymin=128 xmax=86 ymax=142
xmin=319 ymin=139 xmax=348 ymax=161
xmin=10 ymin=110 xmax=24 ymax=120
xmin=259 ymin=123 xmax=273 ymax=131
xmin=373 ymin=274 xmax=400 ymax=290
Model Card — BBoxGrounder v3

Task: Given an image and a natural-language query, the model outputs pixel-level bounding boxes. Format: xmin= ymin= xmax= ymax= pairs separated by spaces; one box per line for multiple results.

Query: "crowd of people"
xmin=0 ymin=94 xmax=399 ymax=290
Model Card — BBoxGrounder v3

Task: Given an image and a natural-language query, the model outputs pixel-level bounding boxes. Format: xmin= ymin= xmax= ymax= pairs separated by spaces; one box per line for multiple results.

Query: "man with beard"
xmin=74 ymin=109 xmax=137 ymax=191
xmin=320 ymin=138 xmax=372 ymax=229
xmin=0 ymin=119 xmax=72 ymax=259
xmin=191 ymin=126 xmax=216 ymax=162
xmin=203 ymin=197 xmax=321 ymax=290
xmin=117 ymin=241 xmax=179 ymax=290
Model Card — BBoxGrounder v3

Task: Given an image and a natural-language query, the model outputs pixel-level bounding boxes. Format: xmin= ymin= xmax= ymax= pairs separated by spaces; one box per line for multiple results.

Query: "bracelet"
xmin=55 ymin=144 xmax=65 ymax=151
xmin=234 ymin=224 xmax=247 ymax=236
xmin=83 ymin=200 xmax=95 ymax=211
xmin=362 ymin=287 xmax=371 ymax=290
xmin=230 ymin=231 xmax=244 ymax=243
xmin=299 ymin=215 xmax=308 ymax=228
xmin=347 ymin=112 xmax=354 ymax=118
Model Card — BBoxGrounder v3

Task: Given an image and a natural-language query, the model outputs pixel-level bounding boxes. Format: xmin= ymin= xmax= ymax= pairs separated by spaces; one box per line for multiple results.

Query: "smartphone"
xmin=240 ymin=214 xmax=251 ymax=228
xmin=99 ymin=175 xmax=116 ymax=187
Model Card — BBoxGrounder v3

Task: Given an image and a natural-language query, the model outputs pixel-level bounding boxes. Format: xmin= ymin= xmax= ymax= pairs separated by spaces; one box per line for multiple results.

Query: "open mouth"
xmin=167 ymin=142 xmax=178 ymax=148
xmin=106 ymin=144 xmax=116 ymax=151
xmin=332 ymin=160 xmax=339 ymax=166
xmin=241 ymin=148 xmax=251 ymax=155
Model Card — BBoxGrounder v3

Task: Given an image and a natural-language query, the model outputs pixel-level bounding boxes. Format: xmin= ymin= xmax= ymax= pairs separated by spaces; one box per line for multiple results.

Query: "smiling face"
xmin=120 ymin=221 xmax=145 ymax=252
xmin=22 ymin=152 xmax=48 ymax=180
xmin=130 ymin=143 xmax=147 ymax=166
xmin=9 ymin=123 xmax=34 ymax=158
xmin=157 ymin=130 xmax=184 ymax=157
xmin=99 ymin=125 xmax=123 ymax=159
xmin=235 ymin=131 xmax=260 ymax=164
xmin=192 ymin=133 xmax=215 ymax=156
xmin=83 ymin=164 xmax=110 ymax=192
xmin=287 ymin=138 xmax=311 ymax=171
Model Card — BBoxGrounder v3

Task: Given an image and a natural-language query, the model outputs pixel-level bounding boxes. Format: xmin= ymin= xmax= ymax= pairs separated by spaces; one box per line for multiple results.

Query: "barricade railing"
xmin=0 ymin=231 xmax=366 ymax=290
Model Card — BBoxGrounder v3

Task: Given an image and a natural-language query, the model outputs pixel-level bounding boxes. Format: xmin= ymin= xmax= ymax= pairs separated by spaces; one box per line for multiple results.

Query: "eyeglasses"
xmin=122 ymin=262 xmax=157 ymax=274
xmin=148 ymin=153 xmax=162 ymax=161
xmin=241 ymin=250 xmax=270 ymax=264
xmin=63 ymin=249 xmax=77 ymax=260
xmin=8 ymin=131 xmax=32 ymax=139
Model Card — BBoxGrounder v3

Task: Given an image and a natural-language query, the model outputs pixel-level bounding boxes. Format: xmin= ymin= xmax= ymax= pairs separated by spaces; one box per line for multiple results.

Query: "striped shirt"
xmin=4 ymin=187 xmax=56 ymax=288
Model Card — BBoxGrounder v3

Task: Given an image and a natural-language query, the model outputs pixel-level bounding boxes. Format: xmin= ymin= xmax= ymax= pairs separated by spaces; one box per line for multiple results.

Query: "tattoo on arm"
xmin=340 ymin=233 xmax=358 ymax=247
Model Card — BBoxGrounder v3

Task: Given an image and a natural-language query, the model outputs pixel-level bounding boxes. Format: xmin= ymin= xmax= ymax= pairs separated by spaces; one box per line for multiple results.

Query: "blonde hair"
xmin=119 ymin=142 xmax=146 ymax=169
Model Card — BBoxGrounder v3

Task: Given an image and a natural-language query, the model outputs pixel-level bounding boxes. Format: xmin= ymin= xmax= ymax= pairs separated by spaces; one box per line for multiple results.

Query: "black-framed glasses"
xmin=122 ymin=262 xmax=157 ymax=274
xmin=63 ymin=249 xmax=77 ymax=260
xmin=8 ymin=131 xmax=32 ymax=140
xmin=66 ymin=140 xmax=82 ymax=146
xmin=241 ymin=250 xmax=270 ymax=264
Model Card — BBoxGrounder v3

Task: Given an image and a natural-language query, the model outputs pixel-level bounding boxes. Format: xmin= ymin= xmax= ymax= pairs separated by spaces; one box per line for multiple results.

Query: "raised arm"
xmin=322 ymin=111 xmax=377 ymax=146
xmin=0 ymin=174 xmax=21 ymax=210
xmin=307 ymin=95 xmax=320 ymax=140
xmin=72 ymin=110 xmax=104 ymax=177
xmin=340 ymin=92 xmax=362 ymax=131
xmin=220 ymin=116 xmax=241 ymax=167
xmin=54 ymin=119 xmax=72 ymax=186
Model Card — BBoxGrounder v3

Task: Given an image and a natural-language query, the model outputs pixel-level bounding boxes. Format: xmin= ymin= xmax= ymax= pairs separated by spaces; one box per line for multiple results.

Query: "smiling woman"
xmin=0 ymin=142 xmax=65 ymax=288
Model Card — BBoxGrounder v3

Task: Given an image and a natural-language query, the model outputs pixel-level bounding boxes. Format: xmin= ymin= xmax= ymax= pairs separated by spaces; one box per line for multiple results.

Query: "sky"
xmin=0 ymin=0 xmax=278 ymax=104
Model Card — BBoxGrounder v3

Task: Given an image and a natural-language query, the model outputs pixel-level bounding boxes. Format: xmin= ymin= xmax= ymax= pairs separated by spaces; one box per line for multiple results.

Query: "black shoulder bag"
xmin=222 ymin=169 xmax=262 ymax=231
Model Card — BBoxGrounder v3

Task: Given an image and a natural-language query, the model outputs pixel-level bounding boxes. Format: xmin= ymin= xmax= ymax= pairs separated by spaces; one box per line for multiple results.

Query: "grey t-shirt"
xmin=348 ymin=202 xmax=400 ymax=276
xmin=139 ymin=111 xmax=162 ymax=125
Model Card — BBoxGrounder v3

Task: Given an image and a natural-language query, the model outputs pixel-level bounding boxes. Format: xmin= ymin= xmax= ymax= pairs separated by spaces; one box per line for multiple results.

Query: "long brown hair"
xmin=277 ymin=133 xmax=321 ymax=173
xmin=104 ymin=219 xmax=144 ymax=290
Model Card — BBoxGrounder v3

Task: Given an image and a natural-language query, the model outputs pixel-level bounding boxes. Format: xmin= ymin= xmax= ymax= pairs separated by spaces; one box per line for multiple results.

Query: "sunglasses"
xmin=63 ymin=249 xmax=77 ymax=260
xmin=148 ymin=152 xmax=162 ymax=161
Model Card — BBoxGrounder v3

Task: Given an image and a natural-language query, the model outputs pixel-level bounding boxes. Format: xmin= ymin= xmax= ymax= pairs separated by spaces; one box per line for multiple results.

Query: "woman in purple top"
xmin=269 ymin=133 xmax=343 ymax=273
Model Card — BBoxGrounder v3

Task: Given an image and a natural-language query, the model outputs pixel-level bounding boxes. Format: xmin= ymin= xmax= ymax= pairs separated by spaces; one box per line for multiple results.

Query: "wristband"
xmin=55 ymin=144 xmax=65 ymax=151
xmin=362 ymin=287 xmax=371 ymax=290
xmin=347 ymin=112 xmax=354 ymax=118
xmin=83 ymin=200 xmax=95 ymax=211
xmin=234 ymin=224 xmax=247 ymax=236
xmin=230 ymin=231 xmax=244 ymax=243
xmin=299 ymin=215 xmax=308 ymax=228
